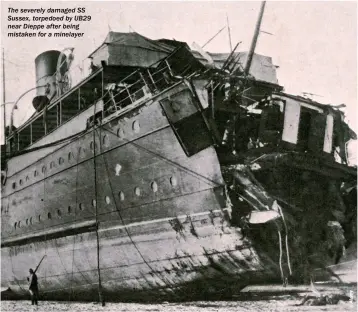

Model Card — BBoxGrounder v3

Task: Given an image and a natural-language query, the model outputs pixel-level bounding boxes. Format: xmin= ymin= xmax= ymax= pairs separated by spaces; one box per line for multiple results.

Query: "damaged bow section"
xmin=158 ymin=39 xmax=357 ymax=284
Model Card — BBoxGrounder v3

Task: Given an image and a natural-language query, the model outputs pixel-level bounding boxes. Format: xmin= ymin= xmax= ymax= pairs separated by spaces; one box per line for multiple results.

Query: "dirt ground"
xmin=1 ymin=283 xmax=356 ymax=312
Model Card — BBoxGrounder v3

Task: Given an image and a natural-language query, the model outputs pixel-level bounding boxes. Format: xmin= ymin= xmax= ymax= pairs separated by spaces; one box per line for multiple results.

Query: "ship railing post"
xmin=30 ymin=123 xmax=33 ymax=145
xmin=101 ymin=70 xmax=104 ymax=120
xmin=78 ymin=88 xmax=81 ymax=111
xmin=124 ymin=85 xmax=134 ymax=104
xmin=147 ymin=69 xmax=158 ymax=91
xmin=139 ymin=72 xmax=151 ymax=93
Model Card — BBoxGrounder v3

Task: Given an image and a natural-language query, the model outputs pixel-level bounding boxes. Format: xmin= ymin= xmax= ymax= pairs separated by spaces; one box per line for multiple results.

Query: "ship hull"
xmin=1 ymin=84 xmax=279 ymax=301
xmin=2 ymin=208 xmax=278 ymax=302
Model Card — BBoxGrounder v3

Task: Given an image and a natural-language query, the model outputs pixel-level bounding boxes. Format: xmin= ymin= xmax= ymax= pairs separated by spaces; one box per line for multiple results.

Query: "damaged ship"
xmin=1 ymin=5 xmax=356 ymax=303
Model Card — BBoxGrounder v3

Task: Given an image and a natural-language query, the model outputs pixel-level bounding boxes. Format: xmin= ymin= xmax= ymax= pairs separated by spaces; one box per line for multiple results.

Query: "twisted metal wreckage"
xmin=1 ymin=2 xmax=356 ymax=303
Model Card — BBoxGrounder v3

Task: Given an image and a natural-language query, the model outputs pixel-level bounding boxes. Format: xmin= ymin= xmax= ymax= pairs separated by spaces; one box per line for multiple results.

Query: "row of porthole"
xmin=12 ymin=120 xmax=141 ymax=190
xmin=13 ymin=176 xmax=178 ymax=230
xmin=14 ymin=204 xmax=84 ymax=230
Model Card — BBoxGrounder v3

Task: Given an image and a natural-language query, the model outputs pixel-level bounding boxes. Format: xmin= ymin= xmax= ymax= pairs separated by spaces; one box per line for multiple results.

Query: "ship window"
xmin=12 ymin=182 xmax=16 ymax=189
xmin=170 ymin=176 xmax=178 ymax=187
xmin=105 ymin=196 xmax=110 ymax=204
xmin=38 ymin=215 xmax=41 ymax=222
xmin=134 ymin=187 xmax=141 ymax=196
xmin=59 ymin=157 xmax=64 ymax=165
xmin=68 ymin=206 xmax=72 ymax=214
xmin=79 ymin=146 xmax=86 ymax=157
xmin=92 ymin=199 xmax=96 ymax=207
xmin=48 ymin=212 xmax=52 ymax=219
xmin=118 ymin=191 xmax=125 ymax=201
xmin=18 ymin=221 xmax=21 ymax=228
xmin=90 ymin=141 xmax=94 ymax=150
xmin=19 ymin=179 xmax=23 ymax=186
xmin=14 ymin=222 xmax=17 ymax=229
xmin=42 ymin=166 xmax=46 ymax=173
xmin=68 ymin=152 xmax=74 ymax=161
xmin=79 ymin=203 xmax=84 ymax=210
xmin=102 ymin=135 xmax=108 ymax=146
xmin=26 ymin=176 xmax=29 ymax=181
xmin=50 ymin=161 xmax=55 ymax=169
xmin=26 ymin=219 xmax=29 ymax=225
xmin=30 ymin=217 xmax=33 ymax=224
xmin=151 ymin=181 xmax=158 ymax=193
xmin=34 ymin=170 xmax=38 ymax=177
xmin=57 ymin=209 xmax=62 ymax=217
xmin=132 ymin=120 xmax=140 ymax=133
xmin=117 ymin=128 xmax=124 ymax=138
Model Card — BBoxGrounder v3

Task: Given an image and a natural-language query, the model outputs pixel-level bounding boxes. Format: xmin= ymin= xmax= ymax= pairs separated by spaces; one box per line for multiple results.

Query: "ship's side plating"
xmin=1 ymin=77 xmax=277 ymax=301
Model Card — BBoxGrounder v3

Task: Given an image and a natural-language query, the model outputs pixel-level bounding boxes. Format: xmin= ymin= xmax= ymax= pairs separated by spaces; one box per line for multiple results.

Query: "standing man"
xmin=27 ymin=268 xmax=39 ymax=305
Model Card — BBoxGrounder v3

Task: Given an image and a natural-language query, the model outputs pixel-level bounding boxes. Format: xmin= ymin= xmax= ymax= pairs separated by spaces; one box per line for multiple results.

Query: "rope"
xmin=43 ymin=161 xmax=48 ymax=289
xmin=95 ymin=127 xmax=182 ymax=300
xmin=93 ymin=96 xmax=105 ymax=306
xmin=101 ymin=127 xmax=222 ymax=188
xmin=277 ymin=204 xmax=292 ymax=276
xmin=69 ymin=139 xmax=82 ymax=300
xmin=277 ymin=230 xmax=284 ymax=282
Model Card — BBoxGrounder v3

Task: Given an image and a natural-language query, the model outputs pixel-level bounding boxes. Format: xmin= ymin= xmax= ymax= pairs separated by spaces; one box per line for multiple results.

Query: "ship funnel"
xmin=32 ymin=50 xmax=67 ymax=112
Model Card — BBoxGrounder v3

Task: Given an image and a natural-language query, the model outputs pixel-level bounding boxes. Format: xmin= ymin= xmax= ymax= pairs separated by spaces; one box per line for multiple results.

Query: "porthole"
xmin=50 ymin=161 xmax=55 ymax=169
xmin=134 ymin=187 xmax=141 ymax=196
xmin=132 ymin=120 xmax=140 ymax=133
xmin=38 ymin=215 xmax=41 ymax=222
xmin=19 ymin=179 xmax=23 ymax=186
xmin=170 ymin=176 xmax=178 ymax=187
xmin=151 ymin=181 xmax=158 ymax=193
xmin=48 ymin=212 xmax=52 ymax=220
xmin=29 ymin=217 xmax=33 ymax=225
xmin=57 ymin=209 xmax=62 ymax=217
xmin=14 ymin=222 xmax=17 ymax=229
xmin=18 ymin=221 xmax=21 ymax=228
xmin=79 ymin=203 xmax=84 ymax=210
xmin=68 ymin=152 xmax=73 ymax=161
xmin=117 ymin=128 xmax=124 ymax=138
xmin=68 ymin=206 xmax=72 ymax=214
xmin=102 ymin=135 xmax=108 ymax=145
xmin=34 ymin=170 xmax=38 ymax=177
xmin=105 ymin=196 xmax=111 ymax=204
xmin=59 ymin=157 xmax=64 ymax=165
xmin=42 ymin=166 xmax=46 ymax=173
xmin=26 ymin=219 xmax=29 ymax=225
xmin=118 ymin=191 xmax=125 ymax=201
xmin=79 ymin=146 xmax=86 ymax=155
xmin=92 ymin=199 xmax=96 ymax=207
xmin=12 ymin=182 xmax=16 ymax=189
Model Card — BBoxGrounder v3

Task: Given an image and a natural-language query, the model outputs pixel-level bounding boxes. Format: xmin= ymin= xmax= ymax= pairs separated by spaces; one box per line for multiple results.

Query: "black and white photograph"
xmin=1 ymin=1 xmax=357 ymax=311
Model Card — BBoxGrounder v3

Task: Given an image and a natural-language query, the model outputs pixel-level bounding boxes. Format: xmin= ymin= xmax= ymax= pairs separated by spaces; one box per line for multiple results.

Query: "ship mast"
xmin=244 ymin=1 xmax=266 ymax=76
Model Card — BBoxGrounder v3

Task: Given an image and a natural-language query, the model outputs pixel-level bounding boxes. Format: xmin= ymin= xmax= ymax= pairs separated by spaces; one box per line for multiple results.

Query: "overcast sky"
xmin=1 ymin=1 xmax=357 ymax=146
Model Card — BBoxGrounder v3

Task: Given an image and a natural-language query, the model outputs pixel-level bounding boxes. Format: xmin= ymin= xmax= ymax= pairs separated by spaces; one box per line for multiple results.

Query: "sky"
xmin=0 ymin=1 xmax=357 ymax=150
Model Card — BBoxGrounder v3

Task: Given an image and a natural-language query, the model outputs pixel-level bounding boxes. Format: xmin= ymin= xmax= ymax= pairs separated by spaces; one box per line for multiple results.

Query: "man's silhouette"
xmin=27 ymin=268 xmax=39 ymax=305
